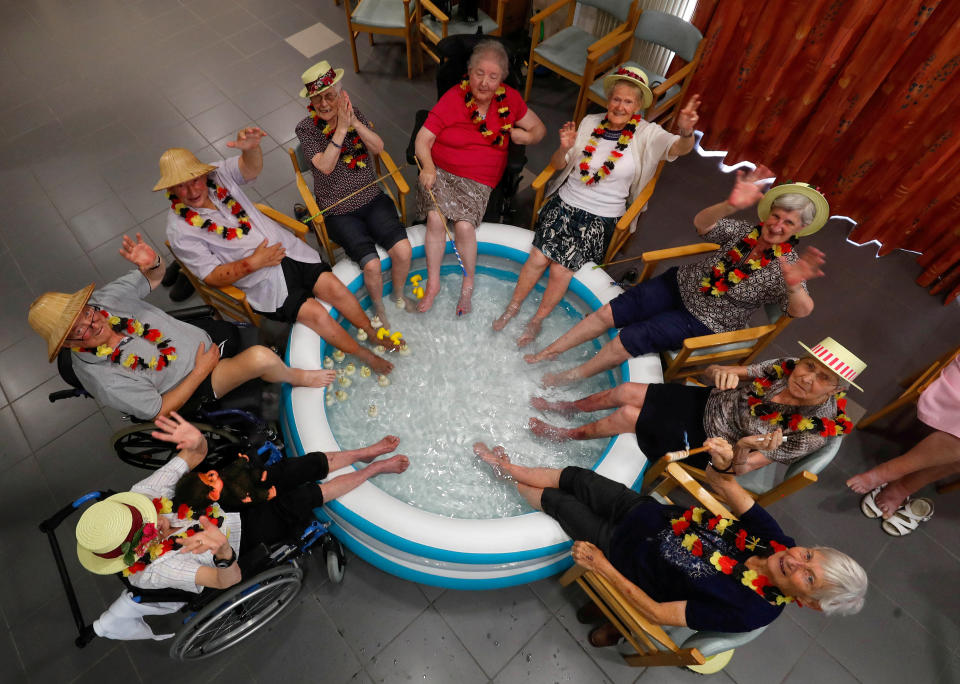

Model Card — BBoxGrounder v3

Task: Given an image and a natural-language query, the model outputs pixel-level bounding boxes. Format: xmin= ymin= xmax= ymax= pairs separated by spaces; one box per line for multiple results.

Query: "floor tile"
xmin=167 ymin=80 xmax=228 ymax=120
xmin=493 ymin=617 xmax=615 ymax=683
xmin=0 ymin=284 xmax=35 ymax=354
xmin=781 ymin=642 xmax=859 ymax=684
xmin=229 ymin=24 xmax=282 ymax=58
xmin=190 ymin=100 xmax=256 ymax=145
xmin=67 ymin=196 xmax=138 ymax=251
xmin=636 ymin=666 xmax=734 ymax=683
xmin=0 ymin=335 xmax=58 ymax=402
xmin=11 ymin=376 xmax=100 ymax=451
xmin=234 ymin=80 xmax=296 ymax=120
xmin=722 ymin=612 xmax=812 ymax=684
xmin=249 ymin=146 xmax=297 ymax=197
xmin=200 ymin=6 xmax=261 ymax=38
xmin=285 ymin=20 xmax=344 ymax=58
xmin=0 ymin=98 xmax=56 ymax=138
xmin=256 ymin=99 xmax=308 ymax=147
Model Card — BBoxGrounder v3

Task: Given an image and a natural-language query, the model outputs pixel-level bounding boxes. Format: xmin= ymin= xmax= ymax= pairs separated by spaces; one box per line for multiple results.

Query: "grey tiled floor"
xmin=1 ymin=0 xmax=959 ymax=682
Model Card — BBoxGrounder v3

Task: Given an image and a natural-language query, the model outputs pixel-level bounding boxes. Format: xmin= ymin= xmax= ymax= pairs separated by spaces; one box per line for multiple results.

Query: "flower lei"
xmin=747 ymin=360 xmax=854 ymax=436
xmin=167 ymin=178 xmax=250 ymax=241
xmin=74 ymin=310 xmax=177 ymax=372
xmin=669 ymin=506 xmax=795 ymax=606
xmin=122 ymin=497 xmax=225 ymax=576
xmin=308 ymin=105 xmax=368 ymax=169
xmin=578 ymin=115 xmax=641 ymax=185
xmin=699 ymin=228 xmax=798 ymax=297
xmin=460 ymin=79 xmax=512 ymax=147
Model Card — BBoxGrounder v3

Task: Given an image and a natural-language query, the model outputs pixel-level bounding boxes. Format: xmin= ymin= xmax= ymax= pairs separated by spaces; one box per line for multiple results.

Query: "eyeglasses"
xmin=68 ymin=306 xmax=101 ymax=342
xmin=314 ymin=90 xmax=339 ymax=104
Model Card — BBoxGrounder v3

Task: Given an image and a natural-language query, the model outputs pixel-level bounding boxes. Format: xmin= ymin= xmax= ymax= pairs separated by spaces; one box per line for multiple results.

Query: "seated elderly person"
xmin=295 ymin=61 xmax=413 ymax=327
xmin=525 ymin=166 xmax=831 ymax=386
xmin=28 ymin=235 xmax=335 ymax=420
xmin=158 ymin=130 xmax=396 ymax=376
xmin=415 ymin=39 xmax=546 ymax=315
xmin=75 ymin=412 xmax=409 ymax=593
xmin=530 ymin=337 xmax=864 ymax=475
xmin=494 ymin=67 xmax=699 ymax=347
xmin=474 ymin=439 xmax=866 ymax=639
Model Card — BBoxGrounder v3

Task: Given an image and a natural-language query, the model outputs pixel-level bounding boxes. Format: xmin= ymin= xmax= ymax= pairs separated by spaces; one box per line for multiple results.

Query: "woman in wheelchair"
xmin=414 ymin=40 xmax=546 ymax=315
xmin=28 ymin=234 xmax=337 ymax=421
xmin=75 ymin=412 xmax=409 ymax=593
xmin=295 ymin=61 xmax=414 ymax=327
xmin=494 ymin=67 xmax=699 ymax=347
xmin=525 ymin=166 xmax=832 ymax=386
xmin=474 ymin=439 xmax=866 ymax=640
xmin=529 ymin=338 xmax=865 ymax=476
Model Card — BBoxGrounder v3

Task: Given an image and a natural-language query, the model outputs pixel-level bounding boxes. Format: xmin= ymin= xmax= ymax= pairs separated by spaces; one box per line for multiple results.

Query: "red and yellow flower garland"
xmin=460 ymin=79 xmax=512 ymax=147
xmin=167 ymin=179 xmax=250 ymax=241
xmin=578 ymin=115 xmax=641 ymax=185
xmin=669 ymin=506 xmax=795 ymax=606
xmin=74 ymin=310 xmax=177 ymax=372
xmin=122 ymin=497 xmax=225 ymax=576
xmin=699 ymin=228 xmax=798 ymax=297
xmin=308 ymin=105 xmax=368 ymax=169
xmin=747 ymin=359 xmax=854 ymax=437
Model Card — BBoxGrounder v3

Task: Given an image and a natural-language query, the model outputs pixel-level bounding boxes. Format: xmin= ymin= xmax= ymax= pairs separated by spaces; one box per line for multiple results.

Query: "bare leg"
xmin=495 ymin=248 xmax=550 ymax=331
xmin=209 ymin=345 xmax=337 ymax=396
xmin=525 ymin=304 xmax=616 ymax=364
xmin=361 ymin=258 xmax=388 ymax=327
xmin=453 ymin=220 xmax=477 ymax=316
xmin=847 ymin=430 xmax=960 ymax=493
xmin=312 ymin=272 xmax=396 ymax=348
xmin=529 ymin=405 xmax=641 ymax=442
xmin=473 ymin=442 xmax=561 ymax=488
xmin=319 ymin=454 xmax=410 ymax=501
xmin=518 ymin=262 xmax=575 ymax=348
xmin=387 ymin=239 xmax=416 ymax=312
xmin=418 ymin=211 xmax=446 ymax=312
xmin=297 ymin=299 xmax=394 ymax=376
xmin=874 ymin=462 xmax=960 ymax=518
xmin=325 ymin=435 xmax=400 ymax=471
xmin=531 ymin=382 xmax=649 ymax=415
xmin=542 ymin=336 xmax=631 ymax=387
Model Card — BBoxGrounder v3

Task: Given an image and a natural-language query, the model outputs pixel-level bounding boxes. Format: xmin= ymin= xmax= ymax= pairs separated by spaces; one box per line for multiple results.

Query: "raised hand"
xmin=743 ymin=163 xmax=775 ymax=184
xmin=558 ymin=121 xmax=576 ymax=150
xmin=226 ymin=126 xmax=266 ymax=151
xmin=175 ymin=516 xmax=229 ymax=555
xmin=152 ymin=411 xmax=207 ymax=454
xmin=780 ymin=246 xmax=826 ymax=286
xmin=337 ymin=91 xmax=354 ymax=131
xmin=727 ymin=169 xmax=766 ymax=209
xmin=119 ymin=233 xmax=157 ymax=270
xmin=738 ymin=428 xmax=785 ymax=454
xmin=703 ymin=436 xmax=734 ymax=470
xmin=676 ymin=94 xmax=701 ymax=135
xmin=250 ymin=239 xmax=286 ymax=270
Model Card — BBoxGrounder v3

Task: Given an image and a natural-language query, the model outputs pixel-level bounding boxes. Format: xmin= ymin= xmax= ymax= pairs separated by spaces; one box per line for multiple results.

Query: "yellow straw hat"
xmin=601 ymin=65 xmax=654 ymax=110
xmin=152 ymin=148 xmax=217 ymax=192
xmin=758 ymin=182 xmax=830 ymax=237
xmin=76 ymin=492 xmax=159 ymax=575
xmin=299 ymin=60 xmax=345 ymax=98
xmin=28 ymin=284 xmax=96 ymax=362
xmin=797 ymin=337 xmax=866 ymax=391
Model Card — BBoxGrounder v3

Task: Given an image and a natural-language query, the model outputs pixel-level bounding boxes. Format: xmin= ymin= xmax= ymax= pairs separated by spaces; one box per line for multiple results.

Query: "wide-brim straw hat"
xmin=152 ymin=148 xmax=217 ymax=192
xmin=758 ymin=182 xmax=830 ymax=237
xmin=798 ymin=337 xmax=866 ymax=391
xmin=602 ymin=65 xmax=654 ymax=111
xmin=76 ymin=491 xmax=158 ymax=575
xmin=28 ymin=284 xmax=96 ymax=362
xmin=299 ymin=60 xmax=345 ymax=99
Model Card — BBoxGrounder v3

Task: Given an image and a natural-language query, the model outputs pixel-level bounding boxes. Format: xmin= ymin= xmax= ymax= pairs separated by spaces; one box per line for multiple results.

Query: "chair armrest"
xmin=531 ymin=163 xmax=558 ymax=190
xmin=219 ymin=284 xmax=249 ymax=302
xmin=586 ymin=26 xmax=633 ymax=59
xmin=614 ymin=161 xmax=665 ymax=232
xmin=664 ymin=463 xmax=734 ymax=518
xmin=379 ymin=149 xmax=409 ymax=195
xmin=530 ymin=0 xmax=571 ymax=24
xmin=636 ymin=242 xmax=718 ymax=282
xmin=682 ymin=324 xmax=777 ymax=351
xmin=256 ymin=203 xmax=309 ymax=241
xmin=651 ymin=62 xmax=693 ymax=96
xmin=420 ymin=0 xmax=449 ymax=22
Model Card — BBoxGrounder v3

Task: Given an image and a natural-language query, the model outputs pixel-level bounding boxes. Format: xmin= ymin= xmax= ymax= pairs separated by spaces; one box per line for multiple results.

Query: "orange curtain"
xmin=686 ymin=0 xmax=960 ymax=298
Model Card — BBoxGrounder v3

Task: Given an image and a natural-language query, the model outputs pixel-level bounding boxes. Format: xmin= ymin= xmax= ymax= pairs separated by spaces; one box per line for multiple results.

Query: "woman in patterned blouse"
xmin=525 ymin=166 xmax=831 ymax=387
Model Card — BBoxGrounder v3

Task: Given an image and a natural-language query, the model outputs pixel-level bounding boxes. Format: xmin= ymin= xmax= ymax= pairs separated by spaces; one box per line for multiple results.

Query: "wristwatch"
xmin=213 ymin=547 xmax=237 ymax=568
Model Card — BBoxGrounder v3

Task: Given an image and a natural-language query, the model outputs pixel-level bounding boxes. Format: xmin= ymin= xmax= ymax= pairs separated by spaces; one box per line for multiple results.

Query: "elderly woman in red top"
xmin=415 ymin=40 xmax=546 ymax=315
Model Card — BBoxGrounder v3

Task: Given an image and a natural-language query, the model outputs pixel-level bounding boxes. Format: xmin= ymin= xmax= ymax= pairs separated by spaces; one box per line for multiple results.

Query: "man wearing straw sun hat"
xmin=156 ymin=129 xmax=397 ymax=376
xmin=530 ymin=337 xmax=866 ymax=476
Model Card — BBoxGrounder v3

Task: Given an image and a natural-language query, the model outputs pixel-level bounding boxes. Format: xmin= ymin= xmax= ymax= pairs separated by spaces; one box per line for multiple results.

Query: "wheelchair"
xmin=406 ymin=33 xmax=529 ymax=223
xmin=40 ymin=488 xmax=347 ymax=661
xmin=48 ymin=305 xmax=282 ymax=471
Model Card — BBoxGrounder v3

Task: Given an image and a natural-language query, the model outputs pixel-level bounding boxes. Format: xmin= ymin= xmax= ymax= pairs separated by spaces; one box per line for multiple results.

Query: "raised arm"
xmin=667 ymin=94 xmax=700 ymax=158
xmin=693 ymin=164 xmax=773 ymax=236
xmin=346 ymin=92 xmax=384 ymax=155
xmin=119 ymin=233 xmax=165 ymax=290
xmin=549 ymin=121 xmax=577 ymax=171
xmin=151 ymin=412 xmax=209 ymax=469
xmin=228 ymin=127 xmax=266 ymax=181
xmin=182 ymin=516 xmax=241 ymax=590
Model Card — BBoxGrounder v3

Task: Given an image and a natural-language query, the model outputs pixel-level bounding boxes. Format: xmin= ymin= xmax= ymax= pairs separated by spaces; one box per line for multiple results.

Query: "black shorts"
xmin=255 ymin=258 xmax=332 ymax=323
xmin=634 ymin=383 xmax=713 ymax=467
xmin=324 ymin=193 xmax=407 ymax=268
xmin=179 ymin=318 xmax=241 ymax=415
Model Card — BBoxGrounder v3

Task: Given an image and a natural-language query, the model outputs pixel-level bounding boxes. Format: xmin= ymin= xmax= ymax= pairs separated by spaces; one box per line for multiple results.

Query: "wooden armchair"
xmin=344 ymin=0 xmax=419 ymax=79
xmin=417 ymin=0 xmax=505 ymax=65
xmin=165 ymin=204 xmax=310 ymax=327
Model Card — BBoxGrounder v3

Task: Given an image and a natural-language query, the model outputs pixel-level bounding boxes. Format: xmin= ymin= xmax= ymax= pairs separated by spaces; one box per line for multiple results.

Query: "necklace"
xmin=699 ymin=227 xmax=797 ymax=297
xmin=74 ymin=310 xmax=176 ymax=372
xmin=747 ymin=360 xmax=853 ymax=436
xmin=122 ymin=497 xmax=225 ymax=577
xmin=168 ymin=178 xmax=250 ymax=240
xmin=669 ymin=506 xmax=795 ymax=606
xmin=578 ymin=115 xmax=641 ymax=185
xmin=460 ymin=79 xmax=512 ymax=147
xmin=308 ymin=106 xmax=368 ymax=169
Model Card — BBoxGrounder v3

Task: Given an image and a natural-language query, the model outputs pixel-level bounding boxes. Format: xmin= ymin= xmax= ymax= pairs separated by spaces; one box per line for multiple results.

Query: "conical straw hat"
xmin=28 ymin=284 xmax=96 ymax=362
xmin=152 ymin=148 xmax=217 ymax=191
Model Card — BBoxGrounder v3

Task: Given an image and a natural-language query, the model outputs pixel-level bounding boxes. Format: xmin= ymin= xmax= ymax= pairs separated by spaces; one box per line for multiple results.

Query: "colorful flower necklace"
xmin=308 ymin=105 xmax=368 ymax=169
xmin=167 ymin=179 xmax=250 ymax=241
xmin=74 ymin=310 xmax=177 ymax=372
xmin=122 ymin=497 xmax=225 ymax=577
xmin=669 ymin=506 xmax=795 ymax=606
xmin=578 ymin=115 xmax=641 ymax=185
xmin=747 ymin=360 xmax=854 ymax=437
xmin=460 ymin=79 xmax=512 ymax=147
xmin=699 ymin=228 xmax=798 ymax=297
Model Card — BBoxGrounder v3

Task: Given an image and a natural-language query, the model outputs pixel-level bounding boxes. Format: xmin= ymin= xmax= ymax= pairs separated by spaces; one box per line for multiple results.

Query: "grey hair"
xmin=603 ymin=79 xmax=644 ymax=102
xmin=771 ymin=192 xmax=816 ymax=227
xmin=798 ymin=355 xmax=850 ymax=393
xmin=468 ymin=40 xmax=509 ymax=79
xmin=811 ymin=547 xmax=867 ymax=616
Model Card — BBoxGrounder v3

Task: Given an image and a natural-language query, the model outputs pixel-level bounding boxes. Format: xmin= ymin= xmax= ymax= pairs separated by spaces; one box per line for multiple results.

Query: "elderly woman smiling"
xmin=494 ymin=67 xmax=699 ymax=347
xmin=526 ymin=167 xmax=832 ymax=386
xmin=415 ymin=40 xmax=546 ymax=315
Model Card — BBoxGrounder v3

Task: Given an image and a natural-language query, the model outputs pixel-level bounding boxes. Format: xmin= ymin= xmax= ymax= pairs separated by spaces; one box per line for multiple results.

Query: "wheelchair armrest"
xmin=167 ymin=305 xmax=218 ymax=321
xmin=407 ymin=110 xmax=430 ymax=165
xmin=505 ymin=141 xmax=526 ymax=174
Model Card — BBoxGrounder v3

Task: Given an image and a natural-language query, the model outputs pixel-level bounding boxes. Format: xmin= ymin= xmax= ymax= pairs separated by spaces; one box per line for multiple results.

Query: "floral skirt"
xmin=532 ymin=194 xmax=619 ymax=272
xmin=417 ymin=167 xmax=491 ymax=229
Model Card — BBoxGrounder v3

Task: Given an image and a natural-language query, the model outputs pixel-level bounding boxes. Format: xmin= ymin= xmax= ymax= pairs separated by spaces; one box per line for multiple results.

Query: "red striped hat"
xmin=798 ymin=337 xmax=866 ymax=391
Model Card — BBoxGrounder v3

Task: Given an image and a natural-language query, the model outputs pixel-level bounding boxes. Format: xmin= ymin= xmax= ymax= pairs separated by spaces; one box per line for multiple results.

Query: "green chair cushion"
xmin=352 ymin=0 xmax=414 ymax=29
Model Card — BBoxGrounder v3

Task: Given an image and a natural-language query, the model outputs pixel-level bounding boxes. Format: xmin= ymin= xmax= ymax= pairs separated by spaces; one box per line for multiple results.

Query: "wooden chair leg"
xmin=405 ymin=29 xmax=413 ymax=79
xmin=349 ymin=30 xmax=361 ymax=73
xmin=524 ymin=50 xmax=536 ymax=100
xmin=857 ymin=394 xmax=916 ymax=429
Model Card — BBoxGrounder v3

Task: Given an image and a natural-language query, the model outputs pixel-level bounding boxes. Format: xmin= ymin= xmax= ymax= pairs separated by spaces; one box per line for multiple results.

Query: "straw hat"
xmin=28 ymin=284 xmax=96 ymax=362
xmin=152 ymin=148 xmax=217 ymax=192
xmin=76 ymin=492 xmax=158 ymax=575
xmin=798 ymin=337 xmax=866 ymax=391
xmin=758 ymin=182 xmax=830 ymax=237
xmin=602 ymin=65 xmax=654 ymax=110
xmin=299 ymin=60 xmax=344 ymax=99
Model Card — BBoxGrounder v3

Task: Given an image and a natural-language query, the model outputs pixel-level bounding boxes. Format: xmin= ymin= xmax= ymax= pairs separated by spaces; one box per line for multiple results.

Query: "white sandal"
xmin=881 ymin=498 xmax=934 ymax=536
xmin=860 ymin=486 xmax=886 ymax=519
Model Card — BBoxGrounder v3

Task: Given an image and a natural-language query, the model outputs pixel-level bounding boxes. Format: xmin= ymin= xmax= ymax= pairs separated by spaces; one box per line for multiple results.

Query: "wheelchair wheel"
xmin=323 ymin=535 xmax=345 ymax=584
xmin=112 ymin=422 xmax=237 ymax=470
xmin=169 ymin=564 xmax=304 ymax=661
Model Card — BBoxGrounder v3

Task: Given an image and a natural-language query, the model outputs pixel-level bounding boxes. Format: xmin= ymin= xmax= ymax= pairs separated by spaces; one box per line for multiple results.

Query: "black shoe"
xmin=161 ymin=261 xmax=181 ymax=287
xmin=169 ymin=272 xmax=196 ymax=302
xmin=294 ymin=203 xmax=308 ymax=222
xmin=619 ymin=268 xmax=639 ymax=287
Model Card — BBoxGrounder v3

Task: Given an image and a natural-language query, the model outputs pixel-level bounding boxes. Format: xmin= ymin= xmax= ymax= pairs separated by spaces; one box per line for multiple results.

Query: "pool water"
xmin=325 ymin=265 xmax=616 ymax=519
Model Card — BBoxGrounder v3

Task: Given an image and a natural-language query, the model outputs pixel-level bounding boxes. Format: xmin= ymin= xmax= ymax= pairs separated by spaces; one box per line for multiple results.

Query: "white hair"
xmin=812 ymin=547 xmax=868 ymax=616
xmin=771 ymin=192 xmax=816 ymax=227
xmin=603 ymin=79 xmax=644 ymax=102
xmin=468 ymin=40 xmax=509 ymax=79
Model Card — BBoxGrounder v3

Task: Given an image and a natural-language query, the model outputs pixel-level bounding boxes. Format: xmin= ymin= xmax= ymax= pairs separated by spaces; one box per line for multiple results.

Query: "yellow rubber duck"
xmin=323 ymin=356 xmax=334 ymax=369
xmin=410 ymin=274 xmax=425 ymax=299
xmin=345 ymin=363 xmax=356 ymax=375
xmin=360 ymin=365 xmax=372 ymax=378
xmin=389 ymin=331 xmax=403 ymax=345
xmin=332 ymin=349 xmax=345 ymax=362
xmin=335 ymin=389 xmax=348 ymax=401
xmin=377 ymin=374 xmax=390 ymax=387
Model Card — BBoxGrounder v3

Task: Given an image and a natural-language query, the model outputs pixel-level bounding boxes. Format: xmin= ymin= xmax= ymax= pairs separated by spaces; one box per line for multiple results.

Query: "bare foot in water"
xmin=516 ymin=318 xmax=543 ymax=348
xmin=373 ymin=304 xmax=390 ymax=330
xmin=529 ymin=417 xmax=573 ymax=442
xmin=473 ymin=442 xmax=513 ymax=479
xmin=456 ymin=281 xmax=474 ymax=317
xmin=874 ymin=480 xmax=910 ymax=518
xmin=846 ymin=470 xmax=887 ymax=494
xmin=493 ymin=303 xmax=520 ymax=331
xmin=357 ymin=348 xmax=394 ymax=375
xmin=369 ymin=454 xmax=410 ymax=475
xmin=530 ymin=396 xmax=579 ymax=416
xmin=542 ymin=368 xmax=581 ymax=387
xmin=524 ymin=349 xmax=559 ymax=364
xmin=300 ymin=369 xmax=338 ymax=387
xmin=394 ymin=295 xmax=418 ymax=313
xmin=417 ymin=283 xmax=441 ymax=313
xmin=358 ymin=435 xmax=401 ymax=462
